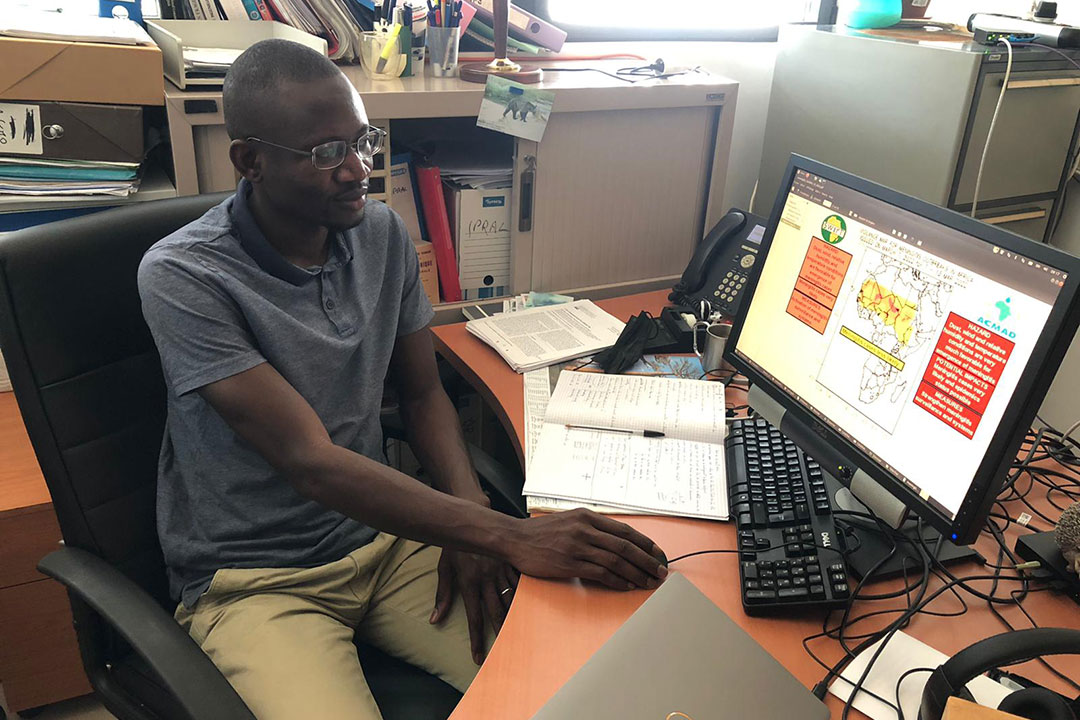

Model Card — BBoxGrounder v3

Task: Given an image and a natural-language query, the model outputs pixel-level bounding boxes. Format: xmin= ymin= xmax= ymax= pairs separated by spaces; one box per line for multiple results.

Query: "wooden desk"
xmin=432 ymin=291 xmax=1080 ymax=720
xmin=0 ymin=392 xmax=91 ymax=712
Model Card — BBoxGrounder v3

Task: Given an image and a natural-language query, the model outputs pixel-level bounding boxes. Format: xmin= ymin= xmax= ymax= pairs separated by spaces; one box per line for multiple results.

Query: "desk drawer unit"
xmin=0 ymin=505 xmax=91 ymax=712
xmin=953 ymin=69 xmax=1080 ymax=207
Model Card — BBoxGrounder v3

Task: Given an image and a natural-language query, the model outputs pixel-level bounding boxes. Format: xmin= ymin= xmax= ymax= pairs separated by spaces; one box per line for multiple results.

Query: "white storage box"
xmin=445 ymin=183 xmax=511 ymax=301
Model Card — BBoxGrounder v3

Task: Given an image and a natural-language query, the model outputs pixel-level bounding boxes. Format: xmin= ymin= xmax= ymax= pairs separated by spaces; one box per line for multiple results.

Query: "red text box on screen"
xmin=786 ymin=237 xmax=853 ymax=334
xmin=913 ymin=313 xmax=1015 ymax=438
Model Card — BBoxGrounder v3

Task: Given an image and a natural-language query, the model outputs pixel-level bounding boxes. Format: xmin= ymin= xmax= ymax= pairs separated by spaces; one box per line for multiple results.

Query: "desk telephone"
xmin=669 ymin=208 xmax=767 ymax=319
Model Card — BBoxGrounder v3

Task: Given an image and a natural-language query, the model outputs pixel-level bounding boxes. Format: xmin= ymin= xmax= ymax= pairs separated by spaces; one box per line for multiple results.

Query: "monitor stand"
xmin=829 ymin=482 xmax=984 ymax=581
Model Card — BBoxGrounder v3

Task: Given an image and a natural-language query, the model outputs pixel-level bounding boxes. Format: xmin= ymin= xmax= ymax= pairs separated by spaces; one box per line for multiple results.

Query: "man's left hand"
xmin=430 ymin=549 xmax=519 ymax=665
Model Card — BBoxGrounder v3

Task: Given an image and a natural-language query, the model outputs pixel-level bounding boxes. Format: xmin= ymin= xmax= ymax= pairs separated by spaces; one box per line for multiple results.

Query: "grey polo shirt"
xmin=138 ymin=179 xmax=433 ymax=608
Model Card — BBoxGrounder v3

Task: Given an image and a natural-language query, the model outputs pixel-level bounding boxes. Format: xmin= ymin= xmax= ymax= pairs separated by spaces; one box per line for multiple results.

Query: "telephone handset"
xmin=669 ymin=208 xmax=767 ymax=319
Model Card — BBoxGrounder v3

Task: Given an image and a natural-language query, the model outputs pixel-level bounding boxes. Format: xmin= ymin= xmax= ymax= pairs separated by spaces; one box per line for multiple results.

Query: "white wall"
xmin=1042 ymin=180 xmax=1080 ymax=431
xmin=569 ymin=41 xmax=778 ymax=218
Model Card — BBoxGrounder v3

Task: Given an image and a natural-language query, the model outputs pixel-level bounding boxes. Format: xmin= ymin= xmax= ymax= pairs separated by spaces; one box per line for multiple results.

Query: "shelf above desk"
xmin=167 ymin=61 xmax=733 ymax=120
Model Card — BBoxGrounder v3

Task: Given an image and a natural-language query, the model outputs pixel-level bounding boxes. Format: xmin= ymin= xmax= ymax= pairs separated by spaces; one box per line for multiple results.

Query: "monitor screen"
xmin=728 ymin=157 xmax=1080 ymax=540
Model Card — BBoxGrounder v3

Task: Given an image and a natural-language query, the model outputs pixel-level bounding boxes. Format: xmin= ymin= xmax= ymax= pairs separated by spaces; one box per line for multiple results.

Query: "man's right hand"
xmin=504 ymin=509 xmax=668 ymax=590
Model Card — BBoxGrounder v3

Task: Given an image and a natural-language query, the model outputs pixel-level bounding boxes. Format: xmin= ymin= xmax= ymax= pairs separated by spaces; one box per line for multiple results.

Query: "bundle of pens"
xmin=425 ymin=0 xmax=463 ymax=76
xmin=427 ymin=0 xmax=463 ymax=28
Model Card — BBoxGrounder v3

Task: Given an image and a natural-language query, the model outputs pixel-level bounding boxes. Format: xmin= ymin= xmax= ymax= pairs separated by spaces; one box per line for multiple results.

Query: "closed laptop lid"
xmin=531 ymin=573 xmax=829 ymax=720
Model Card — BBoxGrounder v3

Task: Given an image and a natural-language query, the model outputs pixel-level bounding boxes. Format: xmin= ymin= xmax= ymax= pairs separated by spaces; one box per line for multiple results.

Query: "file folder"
xmin=466 ymin=0 xmax=566 ymax=52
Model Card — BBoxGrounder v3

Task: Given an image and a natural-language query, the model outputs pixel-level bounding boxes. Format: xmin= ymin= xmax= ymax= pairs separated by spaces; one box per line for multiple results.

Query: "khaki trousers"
xmin=175 ymin=533 xmax=484 ymax=719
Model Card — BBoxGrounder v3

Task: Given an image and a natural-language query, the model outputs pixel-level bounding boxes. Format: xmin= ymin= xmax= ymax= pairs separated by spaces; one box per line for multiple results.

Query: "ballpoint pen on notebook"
xmin=564 ymin=424 xmax=666 ymax=438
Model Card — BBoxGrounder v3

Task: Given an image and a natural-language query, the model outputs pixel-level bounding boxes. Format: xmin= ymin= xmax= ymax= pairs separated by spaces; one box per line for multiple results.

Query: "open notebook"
xmin=523 ymin=372 xmax=729 ymax=520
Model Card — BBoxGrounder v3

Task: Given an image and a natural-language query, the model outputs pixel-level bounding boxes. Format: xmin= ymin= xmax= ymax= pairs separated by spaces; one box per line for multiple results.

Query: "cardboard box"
xmin=943 ymin=698 xmax=1025 ymax=720
xmin=0 ymin=37 xmax=163 ymax=106
xmin=414 ymin=240 xmax=440 ymax=307
xmin=444 ymin=184 xmax=511 ymax=301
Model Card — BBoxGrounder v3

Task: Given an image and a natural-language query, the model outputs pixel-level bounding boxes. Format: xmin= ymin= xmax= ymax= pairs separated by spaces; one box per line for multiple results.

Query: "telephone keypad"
xmin=715 ymin=268 xmax=749 ymax=308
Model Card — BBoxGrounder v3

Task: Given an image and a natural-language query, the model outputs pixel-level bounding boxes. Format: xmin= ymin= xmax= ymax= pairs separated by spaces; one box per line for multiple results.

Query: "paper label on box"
xmin=413 ymin=241 xmax=440 ymax=306
xmin=455 ymin=186 xmax=511 ymax=299
xmin=0 ymin=103 xmax=43 ymax=156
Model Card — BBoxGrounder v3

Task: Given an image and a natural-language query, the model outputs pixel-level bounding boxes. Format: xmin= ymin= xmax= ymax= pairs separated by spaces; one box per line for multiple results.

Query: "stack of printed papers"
xmin=183 ymin=47 xmax=243 ymax=80
xmin=465 ymin=299 xmax=625 ymax=373
xmin=429 ymin=144 xmax=513 ymax=190
xmin=1 ymin=10 xmax=155 ymax=45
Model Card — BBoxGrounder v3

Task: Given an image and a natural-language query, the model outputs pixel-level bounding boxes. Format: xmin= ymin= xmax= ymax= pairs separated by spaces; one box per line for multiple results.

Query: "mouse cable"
xmin=814 ymin=536 xmax=946 ymax=706
xmin=803 ymin=565 xmax=969 ymax=686
xmin=822 ymin=572 xmax=1060 ymax=712
xmin=894 ymin=667 xmax=937 ymax=720
xmin=839 ymin=535 xmax=938 ymax=720
xmin=984 ymin=523 xmax=1080 ymax=694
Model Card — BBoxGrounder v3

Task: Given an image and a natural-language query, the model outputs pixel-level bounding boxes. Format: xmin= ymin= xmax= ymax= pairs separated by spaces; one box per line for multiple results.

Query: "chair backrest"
xmin=0 ymin=193 xmax=231 ymax=608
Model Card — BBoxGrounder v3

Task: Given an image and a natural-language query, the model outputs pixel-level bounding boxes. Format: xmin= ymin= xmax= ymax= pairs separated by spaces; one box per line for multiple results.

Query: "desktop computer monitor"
xmin=725 ymin=155 xmax=1080 ymax=546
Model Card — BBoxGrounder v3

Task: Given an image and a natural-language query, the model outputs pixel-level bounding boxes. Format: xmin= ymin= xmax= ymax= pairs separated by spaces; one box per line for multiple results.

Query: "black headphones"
xmin=920 ymin=628 xmax=1080 ymax=720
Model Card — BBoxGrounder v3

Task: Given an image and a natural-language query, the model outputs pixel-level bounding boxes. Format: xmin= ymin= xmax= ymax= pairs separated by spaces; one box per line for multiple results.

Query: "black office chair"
xmin=0 ymin=194 xmax=522 ymax=720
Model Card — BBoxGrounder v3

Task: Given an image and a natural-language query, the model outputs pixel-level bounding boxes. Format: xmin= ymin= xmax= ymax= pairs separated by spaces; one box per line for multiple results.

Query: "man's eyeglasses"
xmin=246 ymin=127 xmax=387 ymax=170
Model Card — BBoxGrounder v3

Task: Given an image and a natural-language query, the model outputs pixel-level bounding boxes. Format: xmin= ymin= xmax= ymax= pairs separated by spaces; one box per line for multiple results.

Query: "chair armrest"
xmin=468 ymin=444 xmax=527 ymax=518
xmin=38 ymin=547 xmax=255 ymax=720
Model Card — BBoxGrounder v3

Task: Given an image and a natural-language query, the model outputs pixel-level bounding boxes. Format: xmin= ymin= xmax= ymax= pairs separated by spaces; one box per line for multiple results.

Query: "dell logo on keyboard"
xmin=821 ymin=532 xmax=832 ymax=548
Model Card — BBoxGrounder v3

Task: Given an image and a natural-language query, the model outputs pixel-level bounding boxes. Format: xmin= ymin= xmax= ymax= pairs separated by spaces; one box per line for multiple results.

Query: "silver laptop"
xmin=532 ymin=573 xmax=829 ymax=720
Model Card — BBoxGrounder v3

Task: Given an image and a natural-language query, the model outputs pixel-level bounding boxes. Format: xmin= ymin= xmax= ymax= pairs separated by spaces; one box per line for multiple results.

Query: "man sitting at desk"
xmin=137 ymin=39 xmax=668 ymax=719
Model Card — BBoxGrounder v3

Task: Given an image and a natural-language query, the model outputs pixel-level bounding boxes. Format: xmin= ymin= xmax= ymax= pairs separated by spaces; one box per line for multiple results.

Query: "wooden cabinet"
xmin=0 ymin=392 xmax=91 ymax=713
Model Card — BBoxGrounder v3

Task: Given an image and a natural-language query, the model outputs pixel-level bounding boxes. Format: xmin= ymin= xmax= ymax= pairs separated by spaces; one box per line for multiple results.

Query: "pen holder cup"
xmin=426 ymin=26 xmax=460 ymax=77
xmin=360 ymin=32 xmax=407 ymax=80
xmin=693 ymin=321 xmax=732 ymax=375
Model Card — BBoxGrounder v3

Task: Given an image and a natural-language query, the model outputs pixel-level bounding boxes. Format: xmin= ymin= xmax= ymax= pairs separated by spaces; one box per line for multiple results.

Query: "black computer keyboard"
xmin=727 ymin=417 xmax=852 ymax=615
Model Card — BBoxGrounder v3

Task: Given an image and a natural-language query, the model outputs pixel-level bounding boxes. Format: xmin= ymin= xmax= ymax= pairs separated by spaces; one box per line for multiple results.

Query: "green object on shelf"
xmin=842 ymin=0 xmax=901 ymax=29
xmin=0 ymin=166 xmax=137 ymax=181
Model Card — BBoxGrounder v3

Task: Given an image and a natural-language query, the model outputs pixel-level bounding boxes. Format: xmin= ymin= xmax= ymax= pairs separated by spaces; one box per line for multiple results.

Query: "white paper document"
xmin=523 ymin=368 xmax=631 ymax=515
xmin=524 ymin=372 xmax=729 ymax=520
xmin=1 ymin=10 xmax=154 ymax=45
xmin=465 ymin=299 xmax=624 ymax=373
xmin=828 ymin=631 xmax=1012 ymax=720
xmin=523 ymin=368 xmax=552 ymax=467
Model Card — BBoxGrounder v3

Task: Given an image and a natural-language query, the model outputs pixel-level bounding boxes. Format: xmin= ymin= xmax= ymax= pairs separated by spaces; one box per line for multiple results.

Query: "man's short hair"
xmin=223 ymin=39 xmax=342 ymax=140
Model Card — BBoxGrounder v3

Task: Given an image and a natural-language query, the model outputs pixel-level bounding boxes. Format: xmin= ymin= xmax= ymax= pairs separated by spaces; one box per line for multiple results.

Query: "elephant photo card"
xmin=475 ymin=75 xmax=553 ymax=143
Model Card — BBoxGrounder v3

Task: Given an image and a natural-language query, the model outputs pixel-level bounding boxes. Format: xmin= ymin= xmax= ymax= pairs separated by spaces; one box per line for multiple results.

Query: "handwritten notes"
xmin=524 ymin=372 xmax=728 ymax=520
